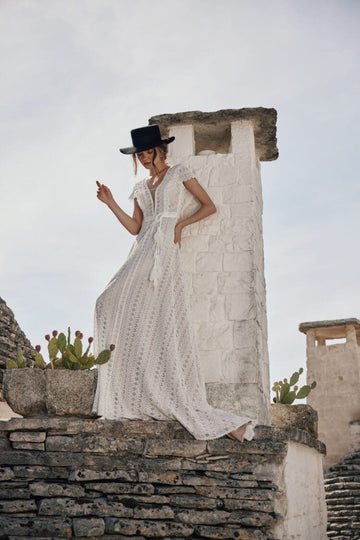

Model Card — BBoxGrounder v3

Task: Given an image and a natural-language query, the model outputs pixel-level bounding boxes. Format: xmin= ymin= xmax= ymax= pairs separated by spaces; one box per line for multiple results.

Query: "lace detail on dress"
xmin=92 ymin=163 xmax=256 ymax=440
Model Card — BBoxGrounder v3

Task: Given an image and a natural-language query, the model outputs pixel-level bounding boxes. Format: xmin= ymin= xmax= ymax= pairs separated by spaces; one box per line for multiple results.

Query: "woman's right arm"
xmin=96 ymin=181 xmax=143 ymax=235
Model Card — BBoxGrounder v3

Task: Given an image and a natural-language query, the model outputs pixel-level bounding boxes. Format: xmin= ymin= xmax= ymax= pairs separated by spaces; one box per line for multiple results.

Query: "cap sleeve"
xmin=174 ymin=163 xmax=196 ymax=184
xmin=128 ymin=181 xmax=141 ymax=201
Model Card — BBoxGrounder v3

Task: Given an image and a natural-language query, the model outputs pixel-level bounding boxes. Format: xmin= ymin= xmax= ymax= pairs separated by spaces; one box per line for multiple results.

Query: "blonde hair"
xmin=132 ymin=144 xmax=168 ymax=176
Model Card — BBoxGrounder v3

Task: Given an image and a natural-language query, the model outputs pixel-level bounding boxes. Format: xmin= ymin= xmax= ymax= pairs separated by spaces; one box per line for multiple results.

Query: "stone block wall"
xmin=0 ymin=418 xmax=326 ymax=539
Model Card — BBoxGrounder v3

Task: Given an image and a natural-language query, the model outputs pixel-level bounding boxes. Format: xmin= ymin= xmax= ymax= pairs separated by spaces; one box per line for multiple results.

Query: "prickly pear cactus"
xmin=272 ymin=368 xmax=317 ymax=404
xmin=6 ymin=328 xmax=115 ymax=371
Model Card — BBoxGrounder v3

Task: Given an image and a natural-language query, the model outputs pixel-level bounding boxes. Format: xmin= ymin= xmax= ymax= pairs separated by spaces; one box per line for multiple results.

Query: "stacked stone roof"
xmin=0 ymin=297 xmax=33 ymax=400
xmin=325 ymin=448 xmax=360 ymax=539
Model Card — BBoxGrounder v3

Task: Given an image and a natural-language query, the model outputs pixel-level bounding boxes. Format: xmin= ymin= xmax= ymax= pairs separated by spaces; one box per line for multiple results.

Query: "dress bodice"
xmin=128 ymin=163 xmax=194 ymax=222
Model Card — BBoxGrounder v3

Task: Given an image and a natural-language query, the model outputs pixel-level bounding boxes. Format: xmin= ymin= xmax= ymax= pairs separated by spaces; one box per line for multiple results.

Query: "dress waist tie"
xmin=149 ymin=211 xmax=177 ymax=287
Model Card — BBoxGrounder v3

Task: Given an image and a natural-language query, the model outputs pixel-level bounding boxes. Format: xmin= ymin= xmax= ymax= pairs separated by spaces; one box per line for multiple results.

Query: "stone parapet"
xmin=0 ymin=418 xmax=327 ymax=539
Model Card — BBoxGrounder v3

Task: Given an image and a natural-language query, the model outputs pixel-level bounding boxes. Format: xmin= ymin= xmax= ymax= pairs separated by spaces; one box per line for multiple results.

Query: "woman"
xmin=92 ymin=125 xmax=255 ymax=442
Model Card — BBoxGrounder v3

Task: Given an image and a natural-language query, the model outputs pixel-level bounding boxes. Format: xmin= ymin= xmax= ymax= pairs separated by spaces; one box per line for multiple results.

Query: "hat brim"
xmin=119 ymin=136 xmax=175 ymax=155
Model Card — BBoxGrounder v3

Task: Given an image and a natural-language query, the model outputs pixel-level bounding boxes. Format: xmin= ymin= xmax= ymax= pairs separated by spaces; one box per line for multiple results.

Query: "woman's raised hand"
xmin=96 ymin=180 xmax=114 ymax=206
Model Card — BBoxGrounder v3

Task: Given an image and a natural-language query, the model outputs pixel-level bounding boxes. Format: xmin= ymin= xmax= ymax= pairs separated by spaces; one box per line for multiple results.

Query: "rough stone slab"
xmin=169 ymin=494 xmax=218 ymax=509
xmin=85 ymin=482 xmax=154 ymax=495
xmin=105 ymin=517 xmax=194 ymax=536
xmin=156 ymin=486 xmax=196 ymax=495
xmin=10 ymin=431 xmax=46 ymax=442
xmin=144 ymin=439 xmax=207 ymax=457
xmin=13 ymin=465 xmax=69 ymax=479
xmin=0 ymin=466 xmax=15 ymax=481
xmin=73 ymin=517 xmax=105 ymax=537
xmin=0 ymin=487 xmax=31 ymax=499
xmin=0 ymin=516 xmax=72 ymax=536
xmin=39 ymin=497 xmax=134 ymax=517
xmin=195 ymin=524 xmax=268 ymax=539
xmin=0 ymin=417 xmax=191 ymax=439
xmin=177 ymin=509 xmax=231 ymax=524
xmin=46 ymin=434 xmax=145 ymax=455
xmin=255 ymin=425 xmax=326 ymax=454
xmin=0 ymin=499 xmax=37 ymax=513
xmin=223 ymin=498 xmax=274 ymax=513
xmin=271 ymin=403 xmax=318 ymax=438
xmin=228 ymin=510 xmax=274 ymax=526
xmin=194 ymin=485 xmax=273 ymax=501
xmin=0 ymin=435 xmax=11 ymax=450
xmin=133 ymin=505 xmax=175 ymax=519
xmin=106 ymin=494 xmax=169 ymax=505
xmin=12 ymin=442 xmax=45 ymax=451
xmin=138 ymin=471 xmax=182 ymax=484
xmin=29 ymin=481 xmax=86 ymax=497
xmin=69 ymin=468 xmax=137 ymax=482
xmin=207 ymin=438 xmax=287 ymax=456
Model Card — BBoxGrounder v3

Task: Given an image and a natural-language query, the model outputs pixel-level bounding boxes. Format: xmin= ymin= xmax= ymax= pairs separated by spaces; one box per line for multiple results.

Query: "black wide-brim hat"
xmin=119 ymin=125 xmax=175 ymax=155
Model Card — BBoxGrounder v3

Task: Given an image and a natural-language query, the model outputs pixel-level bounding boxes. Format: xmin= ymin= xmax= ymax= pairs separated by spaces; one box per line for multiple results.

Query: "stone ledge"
xmin=0 ymin=418 xmax=326 ymax=454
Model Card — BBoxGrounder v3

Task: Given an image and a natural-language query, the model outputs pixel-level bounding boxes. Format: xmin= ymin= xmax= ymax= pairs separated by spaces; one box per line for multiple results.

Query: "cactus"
xmin=6 ymin=349 xmax=27 ymax=369
xmin=6 ymin=328 xmax=115 ymax=371
xmin=272 ymin=368 xmax=317 ymax=404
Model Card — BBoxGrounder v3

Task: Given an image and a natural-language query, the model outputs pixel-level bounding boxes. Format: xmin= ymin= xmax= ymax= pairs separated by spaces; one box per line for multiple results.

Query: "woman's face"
xmin=136 ymin=147 xmax=164 ymax=170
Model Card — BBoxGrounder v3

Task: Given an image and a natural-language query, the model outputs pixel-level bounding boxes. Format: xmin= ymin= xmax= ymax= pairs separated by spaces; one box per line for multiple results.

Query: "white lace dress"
xmin=92 ymin=163 xmax=255 ymax=440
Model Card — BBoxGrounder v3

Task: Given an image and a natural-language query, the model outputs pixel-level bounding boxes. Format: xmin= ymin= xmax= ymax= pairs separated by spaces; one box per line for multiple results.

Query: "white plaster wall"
xmin=169 ymin=122 xmax=270 ymax=424
xmin=275 ymin=442 xmax=327 ymax=540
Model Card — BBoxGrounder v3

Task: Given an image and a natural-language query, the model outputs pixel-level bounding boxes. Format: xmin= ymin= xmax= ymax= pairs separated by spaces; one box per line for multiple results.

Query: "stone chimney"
xmin=299 ymin=318 xmax=360 ymax=468
xmin=149 ymin=108 xmax=278 ymax=424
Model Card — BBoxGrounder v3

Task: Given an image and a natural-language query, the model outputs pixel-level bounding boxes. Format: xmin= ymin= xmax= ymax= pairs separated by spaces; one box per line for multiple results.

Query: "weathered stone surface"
xmin=3 ymin=369 xmax=46 ymax=417
xmin=45 ymin=369 xmax=98 ymax=417
xmin=144 ymin=439 xmax=207 ymax=457
xmin=0 ymin=435 xmax=11 ymax=450
xmin=195 ymin=524 xmax=268 ymax=539
xmin=177 ymin=509 xmax=231 ymax=524
xmin=69 ymin=468 xmax=137 ymax=482
xmin=0 ymin=418 xmax=327 ymax=538
xmin=73 ymin=517 xmax=105 ymax=536
xmin=86 ymin=482 xmax=154 ymax=495
xmin=39 ymin=497 xmax=134 ymax=517
xmin=0 ymin=499 xmax=37 ymax=513
xmin=271 ymin=403 xmax=318 ymax=438
xmin=12 ymin=442 xmax=45 ymax=451
xmin=0 ymin=487 xmax=31 ymax=500
xmin=3 ymin=369 xmax=98 ymax=418
xmin=46 ymin=434 xmax=145 ymax=455
xmin=13 ymin=466 xmax=69 ymax=479
xmin=133 ymin=505 xmax=174 ymax=519
xmin=325 ymin=446 xmax=360 ymax=538
xmin=10 ymin=431 xmax=46 ymax=442
xmin=105 ymin=517 xmax=194 ymax=536
xmin=138 ymin=471 xmax=182 ymax=484
xmin=0 ymin=417 xmax=192 ymax=439
xmin=0 ymin=297 xmax=33 ymax=401
xmin=0 ymin=516 xmax=72 ymax=536
xmin=30 ymin=481 xmax=86 ymax=497
xmin=149 ymin=108 xmax=278 ymax=161
xmin=169 ymin=494 xmax=218 ymax=509
xmin=0 ymin=466 xmax=15 ymax=481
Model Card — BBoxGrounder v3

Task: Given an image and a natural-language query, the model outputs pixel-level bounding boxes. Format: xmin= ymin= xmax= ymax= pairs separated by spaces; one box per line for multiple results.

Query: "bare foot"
xmin=227 ymin=421 xmax=252 ymax=442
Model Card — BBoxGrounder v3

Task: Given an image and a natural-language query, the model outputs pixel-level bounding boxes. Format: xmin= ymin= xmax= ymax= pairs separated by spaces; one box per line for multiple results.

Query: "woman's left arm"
xmin=174 ymin=178 xmax=217 ymax=248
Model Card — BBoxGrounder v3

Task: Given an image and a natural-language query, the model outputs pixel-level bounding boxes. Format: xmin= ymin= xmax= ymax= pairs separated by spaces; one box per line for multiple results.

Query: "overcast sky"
xmin=1 ymin=0 xmax=359 ymax=395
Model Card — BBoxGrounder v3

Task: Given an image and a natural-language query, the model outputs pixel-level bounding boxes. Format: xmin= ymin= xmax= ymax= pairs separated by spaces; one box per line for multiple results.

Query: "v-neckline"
xmin=145 ymin=167 xmax=171 ymax=210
